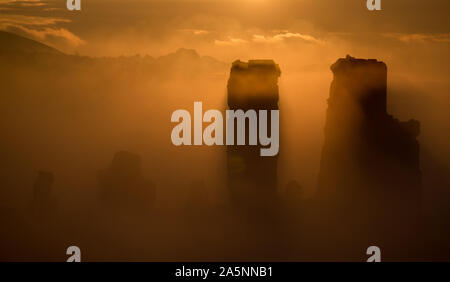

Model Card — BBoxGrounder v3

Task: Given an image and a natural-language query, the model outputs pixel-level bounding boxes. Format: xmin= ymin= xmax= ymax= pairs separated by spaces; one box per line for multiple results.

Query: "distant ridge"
xmin=155 ymin=48 xmax=227 ymax=73
xmin=0 ymin=31 xmax=227 ymax=73
xmin=0 ymin=31 xmax=62 ymax=54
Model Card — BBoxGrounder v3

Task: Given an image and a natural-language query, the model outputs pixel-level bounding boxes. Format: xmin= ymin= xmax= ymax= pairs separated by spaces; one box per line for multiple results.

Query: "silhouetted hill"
xmin=155 ymin=48 xmax=227 ymax=74
xmin=158 ymin=48 xmax=200 ymax=62
xmin=0 ymin=31 xmax=227 ymax=78
xmin=0 ymin=31 xmax=61 ymax=54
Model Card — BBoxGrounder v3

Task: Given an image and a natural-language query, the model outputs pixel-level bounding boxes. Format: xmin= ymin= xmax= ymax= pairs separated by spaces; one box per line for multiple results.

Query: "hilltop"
xmin=0 ymin=31 xmax=62 ymax=54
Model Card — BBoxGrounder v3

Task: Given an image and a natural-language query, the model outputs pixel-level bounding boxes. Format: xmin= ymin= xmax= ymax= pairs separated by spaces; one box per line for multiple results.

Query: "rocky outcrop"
xmin=226 ymin=60 xmax=281 ymax=208
xmin=318 ymin=55 xmax=421 ymax=223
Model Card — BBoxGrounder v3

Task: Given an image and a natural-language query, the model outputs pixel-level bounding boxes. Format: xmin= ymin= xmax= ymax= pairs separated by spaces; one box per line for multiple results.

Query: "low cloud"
xmin=252 ymin=32 xmax=323 ymax=44
xmin=213 ymin=32 xmax=322 ymax=48
xmin=0 ymin=0 xmax=47 ymax=9
xmin=0 ymin=14 xmax=69 ymax=26
xmin=214 ymin=37 xmax=249 ymax=46
xmin=383 ymin=33 xmax=450 ymax=43
xmin=178 ymin=29 xmax=211 ymax=36
xmin=2 ymin=22 xmax=85 ymax=49
xmin=0 ymin=4 xmax=84 ymax=52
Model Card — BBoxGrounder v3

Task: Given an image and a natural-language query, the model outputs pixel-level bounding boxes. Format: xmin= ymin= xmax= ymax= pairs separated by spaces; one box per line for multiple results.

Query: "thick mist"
xmin=0 ymin=19 xmax=449 ymax=260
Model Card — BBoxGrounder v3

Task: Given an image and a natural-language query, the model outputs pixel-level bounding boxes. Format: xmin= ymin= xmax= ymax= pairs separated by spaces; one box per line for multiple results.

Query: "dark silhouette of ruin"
xmin=226 ymin=60 xmax=284 ymax=258
xmin=99 ymin=151 xmax=156 ymax=214
xmin=226 ymin=60 xmax=280 ymax=209
xmin=317 ymin=56 xmax=421 ymax=251
xmin=32 ymin=171 xmax=57 ymax=218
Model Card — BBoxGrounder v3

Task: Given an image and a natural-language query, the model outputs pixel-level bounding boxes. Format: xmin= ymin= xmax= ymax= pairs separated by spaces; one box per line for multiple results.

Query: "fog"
xmin=0 ymin=0 xmax=449 ymax=261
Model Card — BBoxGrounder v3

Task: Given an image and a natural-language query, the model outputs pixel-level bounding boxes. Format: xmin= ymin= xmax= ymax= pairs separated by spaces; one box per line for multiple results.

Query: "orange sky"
xmin=0 ymin=0 xmax=448 ymax=93
xmin=0 ymin=0 xmax=449 ymax=59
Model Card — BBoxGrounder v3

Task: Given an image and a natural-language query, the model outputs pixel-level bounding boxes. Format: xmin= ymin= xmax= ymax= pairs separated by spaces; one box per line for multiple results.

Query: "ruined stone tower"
xmin=318 ymin=55 xmax=421 ymax=218
xmin=227 ymin=60 xmax=281 ymax=208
